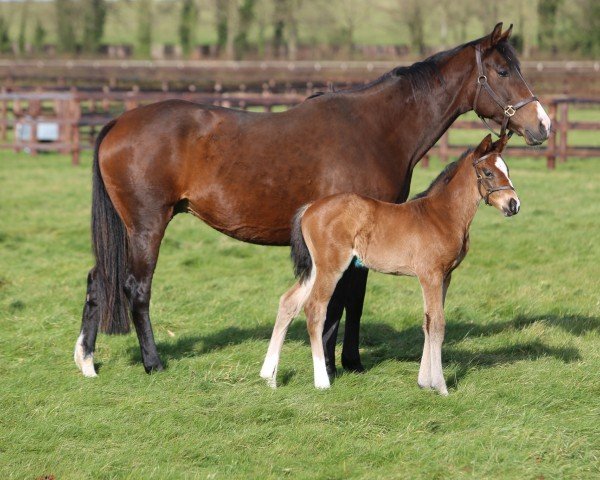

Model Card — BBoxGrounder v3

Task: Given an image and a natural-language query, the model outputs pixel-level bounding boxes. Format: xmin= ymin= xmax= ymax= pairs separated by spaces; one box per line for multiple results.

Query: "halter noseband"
xmin=472 ymin=154 xmax=515 ymax=206
xmin=473 ymin=46 xmax=538 ymax=138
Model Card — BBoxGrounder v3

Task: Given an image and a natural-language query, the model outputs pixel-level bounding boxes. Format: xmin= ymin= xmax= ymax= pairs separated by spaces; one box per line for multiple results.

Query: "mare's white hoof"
xmin=74 ymin=334 xmax=97 ymax=378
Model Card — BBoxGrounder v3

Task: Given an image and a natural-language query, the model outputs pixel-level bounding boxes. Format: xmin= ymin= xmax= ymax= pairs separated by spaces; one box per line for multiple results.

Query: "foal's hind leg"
xmin=125 ymin=219 xmax=170 ymax=373
xmin=306 ymin=272 xmax=345 ymax=389
xmin=260 ymin=279 xmax=313 ymax=387
xmin=74 ymin=268 xmax=101 ymax=377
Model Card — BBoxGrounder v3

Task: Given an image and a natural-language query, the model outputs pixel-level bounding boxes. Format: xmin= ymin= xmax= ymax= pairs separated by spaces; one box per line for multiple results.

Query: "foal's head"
xmin=471 ymin=134 xmax=520 ymax=217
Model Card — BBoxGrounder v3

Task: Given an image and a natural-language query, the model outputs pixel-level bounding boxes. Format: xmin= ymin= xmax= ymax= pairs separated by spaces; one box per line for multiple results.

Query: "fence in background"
xmin=0 ymin=89 xmax=598 ymax=169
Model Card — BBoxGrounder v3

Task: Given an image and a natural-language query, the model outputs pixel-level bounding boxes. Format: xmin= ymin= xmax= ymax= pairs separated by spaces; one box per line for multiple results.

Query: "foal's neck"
xmin=432 ymin=158 xmax=481 ymax=232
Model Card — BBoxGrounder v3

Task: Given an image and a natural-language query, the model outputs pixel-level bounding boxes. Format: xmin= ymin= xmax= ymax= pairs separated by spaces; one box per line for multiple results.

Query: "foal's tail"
xmin=91 ymin=119 xmax=131 ymax=334
xmin=290 ymin=205 xmax=313 ymax=284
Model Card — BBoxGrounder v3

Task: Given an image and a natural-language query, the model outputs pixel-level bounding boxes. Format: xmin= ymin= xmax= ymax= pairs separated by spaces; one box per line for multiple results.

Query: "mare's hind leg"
xmin=260 ymin=278 xmax=314 ymax=387
xmin=74 ymin=267 xmax=101 ymax=377
xmin=125 ymin=220 xmax=169 ymax=373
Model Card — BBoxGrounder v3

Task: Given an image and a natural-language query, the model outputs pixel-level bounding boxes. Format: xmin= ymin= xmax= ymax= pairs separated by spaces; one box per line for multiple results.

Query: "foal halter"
xmin=472 ymin=155 xmax=515 ymax=206
xmin=473 ymin=46 xmax=538 ymax=138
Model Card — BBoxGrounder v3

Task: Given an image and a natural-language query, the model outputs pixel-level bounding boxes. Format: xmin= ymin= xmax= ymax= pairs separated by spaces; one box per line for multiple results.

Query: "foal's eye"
xmin=497 ymin=69 xmax=509 ymax=78
xmin=483 ymin=169 xmax=493 ymax=178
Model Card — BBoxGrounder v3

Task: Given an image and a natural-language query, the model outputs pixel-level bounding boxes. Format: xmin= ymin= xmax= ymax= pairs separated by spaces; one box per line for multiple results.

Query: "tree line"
xmin=0 ymin=0 xmax=598 ymax=59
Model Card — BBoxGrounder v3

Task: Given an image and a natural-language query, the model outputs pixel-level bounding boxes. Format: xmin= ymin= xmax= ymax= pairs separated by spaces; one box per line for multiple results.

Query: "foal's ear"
xmin=474 ymin=134 xmax=493 ymax=157
xmin=490 ymin=23 xmax=504 ymax=46
xmin=492 ymin=134 xmax=510 ymax=153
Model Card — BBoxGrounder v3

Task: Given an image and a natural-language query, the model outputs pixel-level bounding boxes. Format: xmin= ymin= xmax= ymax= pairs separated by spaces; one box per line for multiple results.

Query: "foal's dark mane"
xmin=411 ymin=149 xmax=473 ymax=200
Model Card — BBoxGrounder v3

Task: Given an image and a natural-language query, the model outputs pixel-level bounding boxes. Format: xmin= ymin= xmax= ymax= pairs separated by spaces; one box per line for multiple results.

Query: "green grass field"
xmin=0 ymin=145 xmax=599 ymax=479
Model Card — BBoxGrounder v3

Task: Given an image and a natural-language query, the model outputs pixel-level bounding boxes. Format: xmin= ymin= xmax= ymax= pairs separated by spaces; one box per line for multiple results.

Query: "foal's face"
xmin=474 ymin=153 xmax=520 ymax=217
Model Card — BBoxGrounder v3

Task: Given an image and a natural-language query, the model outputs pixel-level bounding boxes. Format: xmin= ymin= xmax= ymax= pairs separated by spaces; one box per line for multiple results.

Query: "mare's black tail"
xmin=290 ymin=205 xmax=313 ymax=284
xmin=91 ymin=120 xmax=131 ymax=334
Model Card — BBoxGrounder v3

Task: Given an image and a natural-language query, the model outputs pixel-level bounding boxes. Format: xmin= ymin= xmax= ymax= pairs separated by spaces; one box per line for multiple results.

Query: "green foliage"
xmin=179 ymin=0 xmax=199 ymax=56
xmin=55 ymin=0 xmax=77 ymax=54
xmin=82 ymin=0 xmax=107 ymax=54
xmin=0 ymin=16 xmax=11 ymax=54
xmin=0 ymin=112 xmax=599 ymax=477
xmin=215 ymin=0 xmax=228 ymax=48
xmin=235 ymin=0 xmax=255 ymax=58
xmin=137 ymin=0 xmax=153 ymax=57
xmin=17 ymin=1 xmax=28 ymax=55
xmin=33 ymin=20 xmax=46 ymax=53
xmin=537 ymin=0 xmax=562 ymax=51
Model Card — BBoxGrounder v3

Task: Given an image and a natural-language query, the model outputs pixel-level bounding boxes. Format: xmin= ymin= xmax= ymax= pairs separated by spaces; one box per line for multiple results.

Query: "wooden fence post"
xmin=559 ymin=102 xmax=568 ymax=163
xmin=546 ymin=101 xmax=557 ymax=169
xmin=70 ymin=98 xmax=81 ymax=166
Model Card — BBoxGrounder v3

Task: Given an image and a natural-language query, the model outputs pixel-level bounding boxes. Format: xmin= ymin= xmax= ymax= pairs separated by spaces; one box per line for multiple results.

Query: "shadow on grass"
xmin=128 ymin=313 xmax=595 ymax=384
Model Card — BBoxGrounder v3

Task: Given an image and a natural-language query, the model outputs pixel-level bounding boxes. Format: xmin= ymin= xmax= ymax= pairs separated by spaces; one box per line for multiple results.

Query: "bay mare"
xmin=74 ymin=24 xmax=549 ymax=378
xmin=261 ymin=135 xmax=518 ymax=394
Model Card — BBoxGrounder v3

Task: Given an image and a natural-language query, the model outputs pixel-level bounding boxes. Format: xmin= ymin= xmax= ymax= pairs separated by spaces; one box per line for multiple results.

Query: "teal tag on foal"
xmin=353 ymin=256 xmax=367 ymax=269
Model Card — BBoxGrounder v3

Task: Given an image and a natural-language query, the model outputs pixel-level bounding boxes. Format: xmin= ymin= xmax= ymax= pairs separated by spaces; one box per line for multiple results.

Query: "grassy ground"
xmin=0 ymin=146 xmax=599 ymax=479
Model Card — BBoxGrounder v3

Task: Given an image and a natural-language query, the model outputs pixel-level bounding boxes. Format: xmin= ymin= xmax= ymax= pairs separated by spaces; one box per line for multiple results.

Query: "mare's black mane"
xmin=305 ymin=38 xmax=519 ymax=101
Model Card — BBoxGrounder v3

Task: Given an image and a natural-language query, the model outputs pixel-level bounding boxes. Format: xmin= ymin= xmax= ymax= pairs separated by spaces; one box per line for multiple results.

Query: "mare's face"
xmin=475 ymin=25 xmax=551 ymax=145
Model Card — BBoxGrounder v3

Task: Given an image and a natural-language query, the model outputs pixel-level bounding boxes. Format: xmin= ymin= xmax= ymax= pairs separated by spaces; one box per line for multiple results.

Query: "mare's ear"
xmin=500 ymin=24 xmax=513 ymax=43
xmin=490 ymin=23 xmax=504 ymax=46
xmin=474 ymin=134 xmax=493 ymax=157
xmin=492 ymin=134 xmax=510 ymax=153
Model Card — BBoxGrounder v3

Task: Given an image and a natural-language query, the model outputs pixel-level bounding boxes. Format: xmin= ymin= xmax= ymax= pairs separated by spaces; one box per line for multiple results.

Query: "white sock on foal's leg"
xmin=313 ymin=354 xmax=331 ymax=389
xmin=74 ymin=333 xmax=97 ymax=378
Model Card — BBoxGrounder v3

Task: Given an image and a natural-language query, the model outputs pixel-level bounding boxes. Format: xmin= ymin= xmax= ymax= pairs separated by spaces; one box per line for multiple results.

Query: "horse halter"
xmin=472 ymin=154 xmax=515 ymax=206
xmin=473 ymin=46 xmax=538 ymax=138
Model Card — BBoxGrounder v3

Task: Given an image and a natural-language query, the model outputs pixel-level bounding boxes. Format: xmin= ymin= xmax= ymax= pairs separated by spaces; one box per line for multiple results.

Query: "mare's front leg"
xmin=417 ymin=274 xmax=448 ymax=395
xmin=341 ymin=263 xmax=368 ymax=372
xmin=322 ymin=271 xmax=348 ymax=375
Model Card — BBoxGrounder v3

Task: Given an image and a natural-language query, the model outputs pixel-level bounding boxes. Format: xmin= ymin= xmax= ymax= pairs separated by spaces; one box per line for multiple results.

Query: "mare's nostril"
xmin=509 ymin=198 xmax=519 ymax=214
xmin=539 ymin=122 xmax=548 ymax=138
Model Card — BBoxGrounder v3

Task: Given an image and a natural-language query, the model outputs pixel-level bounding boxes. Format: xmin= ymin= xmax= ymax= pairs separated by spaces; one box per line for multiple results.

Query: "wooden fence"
xmin=0 ymin=89 xmax=598 ymax=169
xmin=2 ymin=59 xmax=600 ymax=96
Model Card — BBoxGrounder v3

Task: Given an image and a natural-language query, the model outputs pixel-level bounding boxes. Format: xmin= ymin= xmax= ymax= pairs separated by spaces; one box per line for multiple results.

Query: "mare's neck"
xmin=360 ymin=45 xmax=477 ymax=169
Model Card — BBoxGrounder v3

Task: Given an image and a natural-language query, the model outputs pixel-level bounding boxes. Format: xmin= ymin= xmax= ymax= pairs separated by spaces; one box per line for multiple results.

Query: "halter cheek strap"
xmin=472 ymin=155 xmax=515 ymax=206
xmin=473 ymin=47 xmax=538 ymax=138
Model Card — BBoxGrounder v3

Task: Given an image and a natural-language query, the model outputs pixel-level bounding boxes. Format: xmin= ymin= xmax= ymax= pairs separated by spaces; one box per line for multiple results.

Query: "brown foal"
xmin=260 ymin=134 xmax=519 ymax=394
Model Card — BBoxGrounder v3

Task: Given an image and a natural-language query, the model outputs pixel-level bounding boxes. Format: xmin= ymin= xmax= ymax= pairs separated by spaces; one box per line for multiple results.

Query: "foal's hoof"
xmin=341 ymin=356 xmax=365 ymax=373
xmin=144 ymin=361 xmax=164 ymax=374
xmin=326 ymin=363 xmax=337 ymax=377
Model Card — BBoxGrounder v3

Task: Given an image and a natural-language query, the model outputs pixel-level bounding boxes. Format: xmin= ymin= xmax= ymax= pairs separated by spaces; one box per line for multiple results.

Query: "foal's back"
xmin=302 ymin=192 xmax=465 ymax=277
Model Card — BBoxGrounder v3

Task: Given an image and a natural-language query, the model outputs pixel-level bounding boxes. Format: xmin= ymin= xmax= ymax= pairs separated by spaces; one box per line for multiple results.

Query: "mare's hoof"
xmin=341 ymin=356 xmax=365 ymax=373
xmin=326 ymin=364 xmax=338 ymax=377
xmin=144 ymin=361 xmax=164 ymax=374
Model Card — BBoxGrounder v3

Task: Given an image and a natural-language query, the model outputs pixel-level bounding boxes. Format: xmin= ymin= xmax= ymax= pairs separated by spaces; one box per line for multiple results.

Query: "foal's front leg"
xmin=417 ymin=275 xmax=448 ymax=395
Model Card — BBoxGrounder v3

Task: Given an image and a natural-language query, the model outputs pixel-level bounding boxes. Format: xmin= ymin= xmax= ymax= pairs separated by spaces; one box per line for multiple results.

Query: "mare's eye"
xmin=498 ymin=69 xmax=509 ymax=78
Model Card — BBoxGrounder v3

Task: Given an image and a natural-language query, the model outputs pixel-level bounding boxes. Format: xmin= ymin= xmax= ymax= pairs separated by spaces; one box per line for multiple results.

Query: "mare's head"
xmin=471 ymin=23 xmax=551 ymax=145
xmin=471 ymin=134 xmax=520 ymax=217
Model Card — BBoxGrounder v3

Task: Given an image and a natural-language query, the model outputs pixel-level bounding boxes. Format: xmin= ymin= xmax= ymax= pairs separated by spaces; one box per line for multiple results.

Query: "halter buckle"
xmin=477 ymin=75 xmax=487 ymax=85
xmin=504 ymin=105 xmax=516 ymax=117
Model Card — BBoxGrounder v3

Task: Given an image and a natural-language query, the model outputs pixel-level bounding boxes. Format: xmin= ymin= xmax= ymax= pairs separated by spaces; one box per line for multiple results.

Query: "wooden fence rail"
xmin=0 ymin=90 xmax=598 ymax=168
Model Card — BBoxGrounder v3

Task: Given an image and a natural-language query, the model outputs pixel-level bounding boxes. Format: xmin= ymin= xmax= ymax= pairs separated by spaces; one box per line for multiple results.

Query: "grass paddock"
xmin=0 ymin=150 xmax=599 ymax=479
